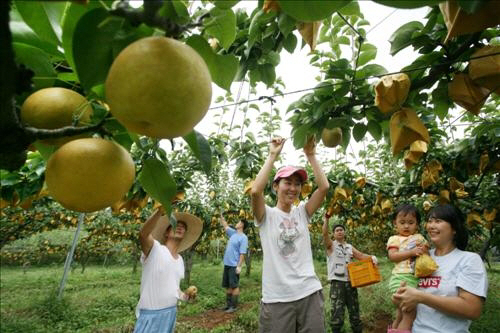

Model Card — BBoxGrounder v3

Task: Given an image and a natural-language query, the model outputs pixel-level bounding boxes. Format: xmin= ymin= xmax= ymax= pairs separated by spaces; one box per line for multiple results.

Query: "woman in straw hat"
xmin=133 ymin=207 xmax=203 ymax=333
xmin=251 ymin=136 xmax=329 ymax=333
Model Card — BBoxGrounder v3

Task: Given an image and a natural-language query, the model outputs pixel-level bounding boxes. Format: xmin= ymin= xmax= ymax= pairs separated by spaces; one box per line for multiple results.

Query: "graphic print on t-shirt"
xmin=278 ymin=217 xmax=299 ymax=257
xmin=418 ymin=276 xmax=441 ymax=288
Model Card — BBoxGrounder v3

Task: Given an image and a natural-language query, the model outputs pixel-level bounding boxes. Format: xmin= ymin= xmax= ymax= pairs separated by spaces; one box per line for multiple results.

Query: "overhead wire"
xmin=366 ymin=8 xmax=399 ymax=35
xmin=208 ymin=52 xmax=500 ymax=111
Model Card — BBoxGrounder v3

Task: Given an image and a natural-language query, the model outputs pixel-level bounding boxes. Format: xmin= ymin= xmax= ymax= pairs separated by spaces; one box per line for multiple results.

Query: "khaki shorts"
xmin=259 ymin=290 xmax=325 ymax=333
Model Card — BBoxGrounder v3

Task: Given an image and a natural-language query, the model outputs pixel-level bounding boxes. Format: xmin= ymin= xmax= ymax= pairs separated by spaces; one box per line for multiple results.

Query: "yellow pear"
xmin=389 ymin=108 xmax=430 ymax=155
xmin=21 ymin=87 xmax=93 ymax=146
xmin=45 ymin=138 xmax=135 ymax=212
xmin=105 ymin=37 xmax=212 ymax=139
xmin=321 ymin=127 xmax=343 ymax=147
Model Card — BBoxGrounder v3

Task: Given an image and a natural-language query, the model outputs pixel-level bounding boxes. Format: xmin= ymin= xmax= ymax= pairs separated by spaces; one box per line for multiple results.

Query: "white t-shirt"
xmin=136 ymin=240 xmax=185 ymax=317
xmin=412 ymin=248 xmax=488 ymax=333
xmin=256 ymin=202 xmax=322 ymax=303
xmin=327 ymin=240 xmax=353 ymax=282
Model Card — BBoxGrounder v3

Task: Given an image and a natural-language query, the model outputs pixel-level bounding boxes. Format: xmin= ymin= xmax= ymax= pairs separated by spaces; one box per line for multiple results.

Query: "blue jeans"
xmin=134 ymin=306 xmax=177 ymax=333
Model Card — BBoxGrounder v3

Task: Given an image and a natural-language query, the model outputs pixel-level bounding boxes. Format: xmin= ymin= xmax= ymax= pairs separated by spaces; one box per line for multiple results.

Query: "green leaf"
xmin=326 ymin=117 xmax=349 ymax=128
xmin=355 ymin=64 xmax=388 ymax=79
xmin=73 ymin=9 xmax=122 ymax=92
xmin=278 ymin=13 xmax=297 ymax=36
xmin=32 ymin=142 xmax=57 ymax=161
xmin=138 ymin=157 xmax=177 ymax=215
xmin=213 ymin=0 xmax=240 ymax=9
xmin=14 ymin=0 xmax=65 ymax=45
xmin=183 ymin=131 xmax=212 ymax=175
xmin=389 ymin=21 xmax=424 ymax=56
xmin=341 ymin=127 xmax=351 ymax=150
xmin=432 ymin=79 xmax=451 ymax=120
xmin=171 ymin=0 xmax=190 ymax=19
xmin=367 ymin=120 xmax=382 ymax=141
xmin=205 ymin=8 xmax=236 ymax=50
xmin=186 ymin=35 xmax=238 ymax=91
xmin=13 ymin=42 xmax=57 ymax=90
xmin=57 ymin=72 xmax=78 ymax=83
xmin=337 ymin=36 xmax=350 ymax=44
xmin=292 ymin=123 xmax=311 ymax=149
xmin=280 ymin=0 xmax=352 ymax=22
xmin=372 ymin=1 xmax=442 ymax=9
xmin=283 ymin=33 xmax=298 ymax=53
xmin=357 ymin=43 xmax=377 ymax=66
xmin=9 ymin=21 xmax=62 ymax=57
xmin=338 ymin=1 xmax=361 ymax=16
xmin=352 ymin=123 xmax=367 ymax=142
xmin=258 ymin=64 xmax=277 ymax=87
xmin=262 ymin=51 xmax=281 ymax=66
xmin=248 ymin=10 xmax=276 ymax=48
xmin=61 ymin=2 xmax=102 ymax=73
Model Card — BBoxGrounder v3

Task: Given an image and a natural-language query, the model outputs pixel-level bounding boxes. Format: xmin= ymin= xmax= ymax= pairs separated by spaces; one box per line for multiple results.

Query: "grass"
xmin=1 ymin=259 xmax=499 ymax=332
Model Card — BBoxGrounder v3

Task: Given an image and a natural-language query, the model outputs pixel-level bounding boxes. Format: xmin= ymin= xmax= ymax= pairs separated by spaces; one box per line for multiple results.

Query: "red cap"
xmin=273 ymin=166 xmax=308 ymax=183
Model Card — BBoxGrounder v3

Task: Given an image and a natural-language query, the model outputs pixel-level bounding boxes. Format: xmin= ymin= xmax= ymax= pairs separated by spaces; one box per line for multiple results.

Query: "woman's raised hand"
xmin=303 ymin=136 xmax=316 ymax=156
xmin=270 ymin=137 xmax=286 ymax=156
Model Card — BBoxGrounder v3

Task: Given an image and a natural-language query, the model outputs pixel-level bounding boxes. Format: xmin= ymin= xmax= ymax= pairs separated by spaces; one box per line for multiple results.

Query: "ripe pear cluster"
xmin=20 ymin=36 xmax=212 ymax=213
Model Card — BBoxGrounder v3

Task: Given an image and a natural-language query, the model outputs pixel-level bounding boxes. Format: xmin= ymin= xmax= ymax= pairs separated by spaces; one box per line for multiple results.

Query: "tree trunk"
xmin=184 ymin=249 xmax=194 ymax=285
xmin=245 ymin=248 xmax=252 ymax=276
xmin=132 ymin=248 xmax=140 ymax=274
xmin=479 ymin=236 xmax=491 ymax=269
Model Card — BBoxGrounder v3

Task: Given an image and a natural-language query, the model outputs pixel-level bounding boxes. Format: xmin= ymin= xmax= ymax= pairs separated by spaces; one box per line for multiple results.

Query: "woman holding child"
xmin=393 ymin=204 xmax=488 ymax=333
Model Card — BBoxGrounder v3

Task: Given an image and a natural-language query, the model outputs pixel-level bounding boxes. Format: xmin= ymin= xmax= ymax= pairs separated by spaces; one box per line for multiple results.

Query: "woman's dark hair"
xmin=427 ymin=204 xmax=468 ymax=250
xmin=393 ymin=203 xmax=421 ymax=224
xmin=332 ymin=224 xmax=345 ymax=232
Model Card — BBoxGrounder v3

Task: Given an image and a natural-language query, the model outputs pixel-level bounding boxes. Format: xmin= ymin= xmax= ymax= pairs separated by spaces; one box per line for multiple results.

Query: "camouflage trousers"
xmin=329 ymin=280 xmax=362 ymax=333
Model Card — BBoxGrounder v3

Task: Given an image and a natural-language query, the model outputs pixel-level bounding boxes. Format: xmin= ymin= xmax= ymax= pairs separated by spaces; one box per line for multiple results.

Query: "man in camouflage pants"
xmin=330 ymin=280 xmax=362 ymax=333
xmin=322 ymin=217 xmax=378 ymax=333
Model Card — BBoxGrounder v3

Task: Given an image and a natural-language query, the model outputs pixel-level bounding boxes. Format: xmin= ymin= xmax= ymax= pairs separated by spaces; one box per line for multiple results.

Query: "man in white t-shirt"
xmin=133 ymin=208 xmax=203 ymax=333
xmin=251 ymin=136 xmax=329 ymax=333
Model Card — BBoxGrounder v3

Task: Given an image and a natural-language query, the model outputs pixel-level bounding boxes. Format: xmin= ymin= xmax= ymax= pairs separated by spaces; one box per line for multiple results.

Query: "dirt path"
xmin=177 ymin=303 xmax=252 ymax=330
xmin=364 ymin=311 xmax=393 ymax=333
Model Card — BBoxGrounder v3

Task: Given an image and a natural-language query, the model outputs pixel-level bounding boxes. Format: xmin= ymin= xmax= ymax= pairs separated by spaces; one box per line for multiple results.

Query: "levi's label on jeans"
xmin=418 ymin=276 xmax=441 ymax=288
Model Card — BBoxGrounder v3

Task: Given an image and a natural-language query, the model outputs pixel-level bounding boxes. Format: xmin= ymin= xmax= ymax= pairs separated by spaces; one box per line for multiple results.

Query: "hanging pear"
xmin=374 ymin=73 xmax=411 ymax=113
xmin=448 ymin=73 xmax=490 ymax=115
xmin=469 ymin=45 xmax=500 ymax=94
xmin=389 ymin=108 xmax=430 ymax=155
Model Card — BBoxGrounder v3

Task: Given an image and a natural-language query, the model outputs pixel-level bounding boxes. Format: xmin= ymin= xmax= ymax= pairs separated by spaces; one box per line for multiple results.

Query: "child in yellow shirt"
xmin=387 ymin=204 xmax=428 ymax=332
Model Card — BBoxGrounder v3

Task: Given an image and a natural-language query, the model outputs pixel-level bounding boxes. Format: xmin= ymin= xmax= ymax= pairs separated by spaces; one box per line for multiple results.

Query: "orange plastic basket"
xmin=347 ymin=258 xmax=381 ymax=288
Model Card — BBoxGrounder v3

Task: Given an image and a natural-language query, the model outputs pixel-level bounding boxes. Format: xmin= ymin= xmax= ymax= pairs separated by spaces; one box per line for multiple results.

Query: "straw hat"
xmin=152 ymin=212 xmax=203 ymax=252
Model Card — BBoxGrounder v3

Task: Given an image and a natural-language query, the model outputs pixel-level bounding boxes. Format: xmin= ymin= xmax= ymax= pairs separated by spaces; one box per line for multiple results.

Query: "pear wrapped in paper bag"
xmin=448 ymin=73 xmax=489 ymax=115
xmin=389 ymin=108 xmax=430 ymax=155
xmin=374 ymin=73 xmax=410 ymax=113
xmin=469 ymin=45 xmax=500 ymax=94
xmin=439 ymin=0 xmax=500 ymax=43
xmin=415 ymin=254 xmax=438 ymax=277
